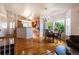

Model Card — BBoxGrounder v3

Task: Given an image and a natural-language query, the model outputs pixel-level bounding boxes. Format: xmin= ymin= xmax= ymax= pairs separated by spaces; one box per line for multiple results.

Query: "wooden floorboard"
xmin=15 ymin=38 xmax=64 ymax=55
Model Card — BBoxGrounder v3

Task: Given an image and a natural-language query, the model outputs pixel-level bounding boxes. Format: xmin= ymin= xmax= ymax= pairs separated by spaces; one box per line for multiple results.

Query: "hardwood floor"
xmin=15 ymin=38 xmax=64 ymax=55
xmin=0 ymin=36 xmax=79 ymax=55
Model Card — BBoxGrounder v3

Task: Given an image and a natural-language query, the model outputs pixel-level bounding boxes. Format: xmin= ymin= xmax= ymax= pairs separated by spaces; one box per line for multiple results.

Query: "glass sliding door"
xmin=54 ymin=20 xmax=65 ymax=33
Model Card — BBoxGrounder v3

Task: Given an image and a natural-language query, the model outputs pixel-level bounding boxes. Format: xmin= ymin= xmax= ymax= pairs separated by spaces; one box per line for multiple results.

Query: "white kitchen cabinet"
xmin=16 ymin=27 xmax=33 ymax=39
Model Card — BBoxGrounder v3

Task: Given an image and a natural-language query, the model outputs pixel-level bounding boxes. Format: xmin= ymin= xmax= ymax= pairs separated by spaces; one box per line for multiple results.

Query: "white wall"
xmin=71 ymin=6 xmax=79 ymax=35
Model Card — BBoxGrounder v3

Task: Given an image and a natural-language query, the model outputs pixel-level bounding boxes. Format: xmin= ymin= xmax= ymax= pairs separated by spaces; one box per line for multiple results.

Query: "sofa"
xmin=66 ymin=35 xmax=79 ymax=50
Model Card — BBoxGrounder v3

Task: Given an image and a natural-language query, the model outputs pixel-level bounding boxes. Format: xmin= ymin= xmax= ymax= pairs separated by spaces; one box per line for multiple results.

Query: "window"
xmin=0 ymin=22 xmax=7 ymax=29
xmin=54 ymin=20 xmax=64 ymax=33
xmin=10 ymin=22 xmax=15 ymax=28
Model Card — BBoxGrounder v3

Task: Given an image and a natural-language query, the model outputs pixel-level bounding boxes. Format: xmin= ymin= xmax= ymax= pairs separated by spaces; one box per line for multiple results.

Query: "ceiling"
xmin=0 ymin=3 xmax=79 ymax=21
